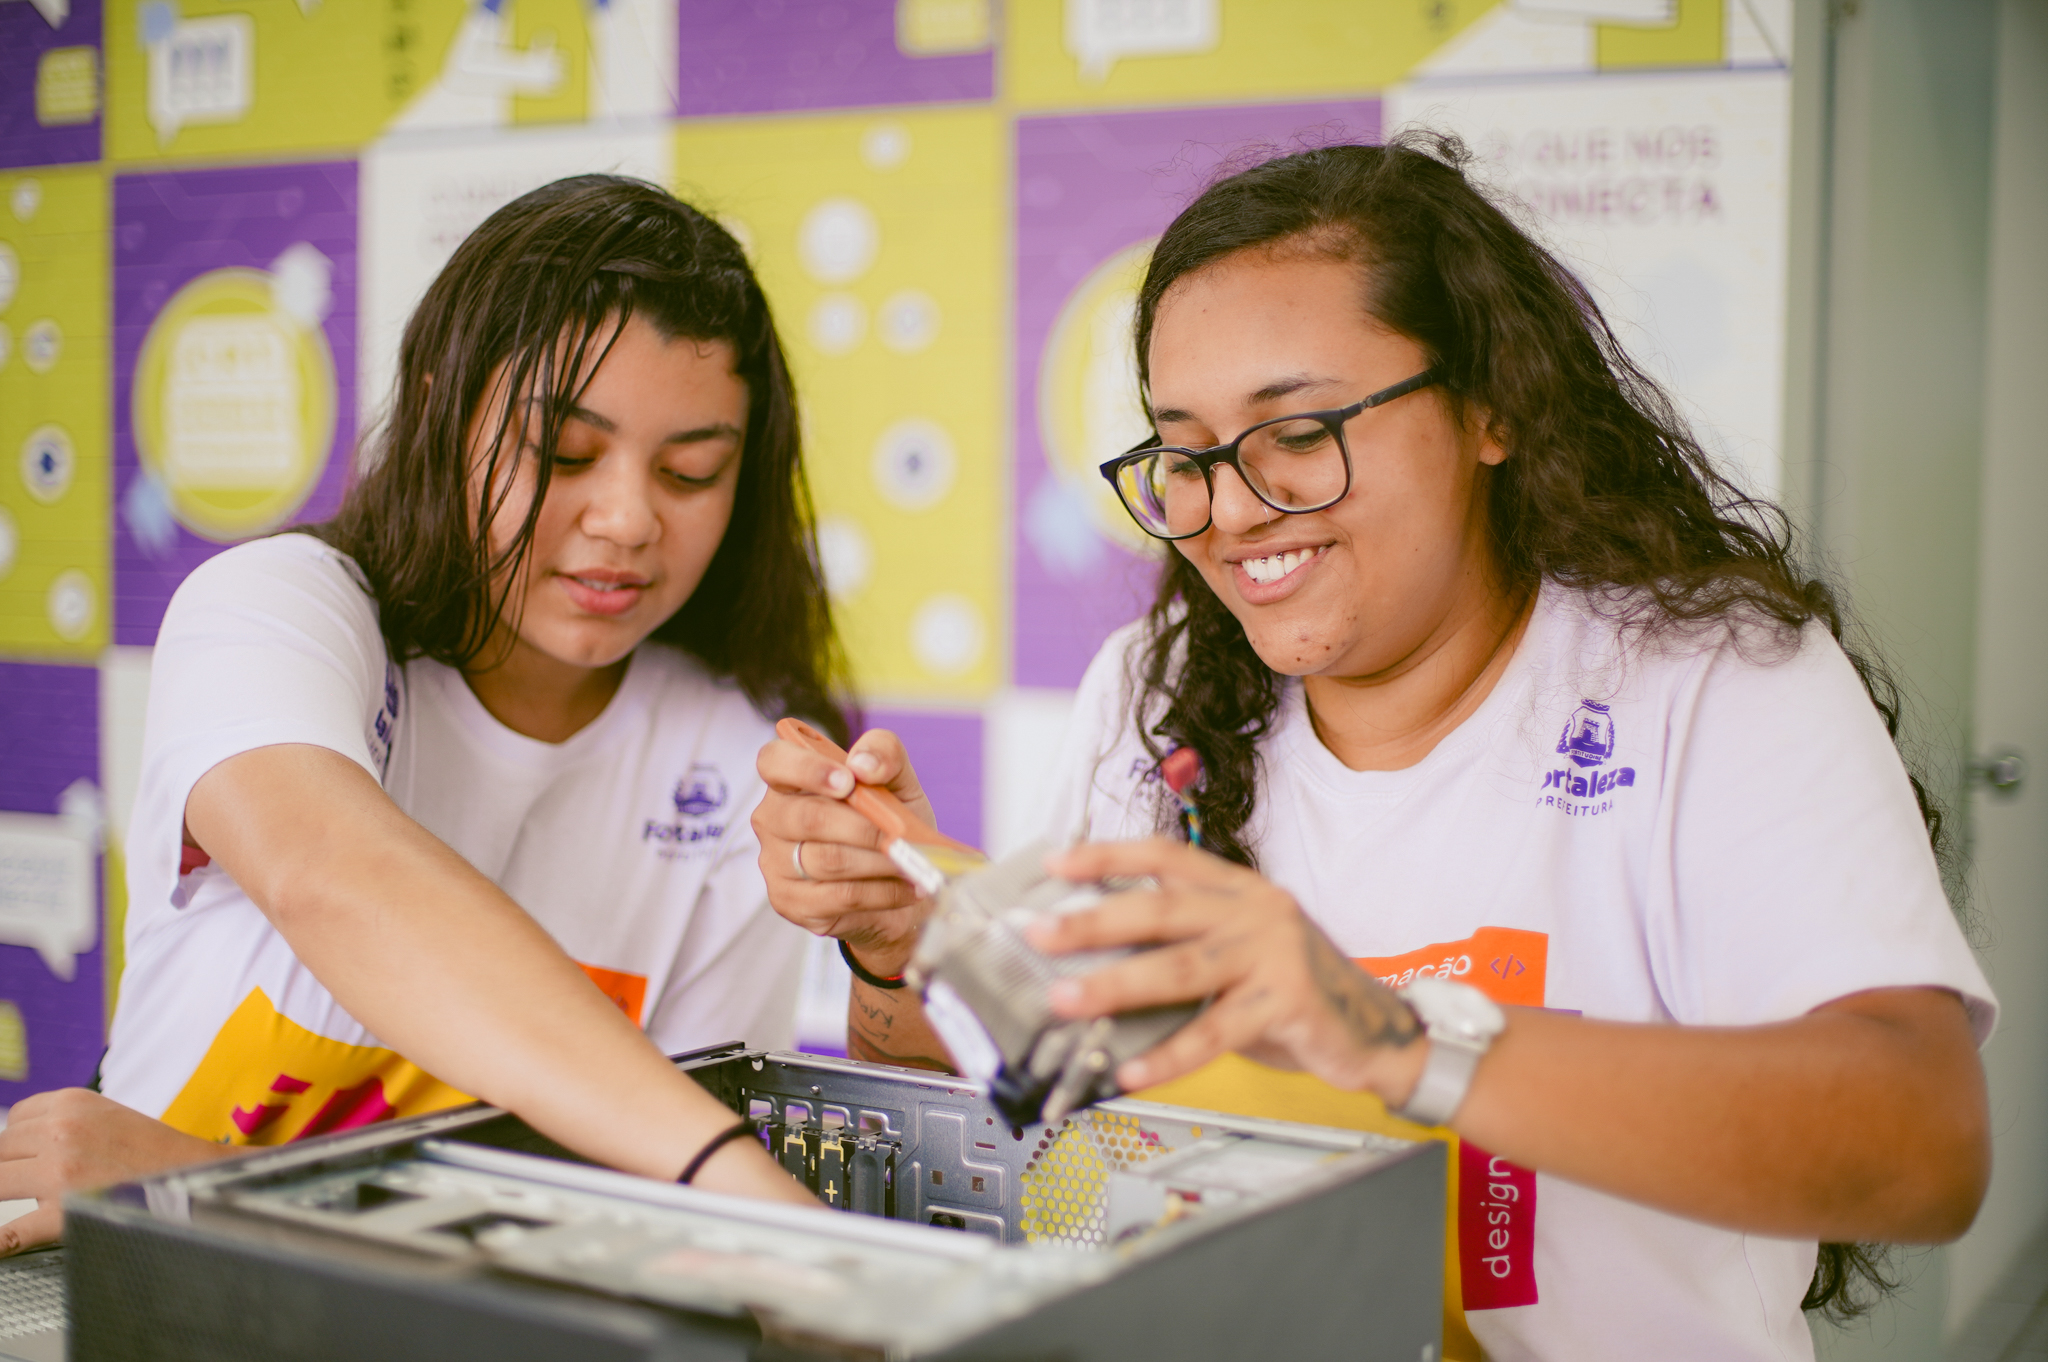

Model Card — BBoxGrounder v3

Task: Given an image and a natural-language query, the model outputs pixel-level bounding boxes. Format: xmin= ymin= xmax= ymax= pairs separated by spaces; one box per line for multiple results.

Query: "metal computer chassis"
xmin=67 ymin=1044 xmax=1444 ymax=1361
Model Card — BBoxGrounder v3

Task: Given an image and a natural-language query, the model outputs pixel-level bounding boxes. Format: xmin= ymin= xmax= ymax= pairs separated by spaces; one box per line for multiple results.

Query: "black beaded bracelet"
xmin=677 ymin=1118 xmax=758 ymax=1185
xmin=839 ymin=937 xmax=908 ymax=991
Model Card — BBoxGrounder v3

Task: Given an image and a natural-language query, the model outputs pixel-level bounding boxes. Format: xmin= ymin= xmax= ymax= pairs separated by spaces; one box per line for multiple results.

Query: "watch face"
xmin=1406 ymin=976 xmax=1505 ymax=1040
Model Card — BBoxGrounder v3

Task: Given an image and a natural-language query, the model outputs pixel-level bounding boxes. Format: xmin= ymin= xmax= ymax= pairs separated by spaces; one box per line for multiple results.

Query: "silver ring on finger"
xmin=792 ymin=841 xmax=813 ymax=882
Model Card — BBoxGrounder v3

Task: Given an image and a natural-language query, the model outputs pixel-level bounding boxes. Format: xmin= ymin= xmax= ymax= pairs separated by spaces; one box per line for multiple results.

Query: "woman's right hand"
xmin=753 ymin=729 xmax=935 ymax=976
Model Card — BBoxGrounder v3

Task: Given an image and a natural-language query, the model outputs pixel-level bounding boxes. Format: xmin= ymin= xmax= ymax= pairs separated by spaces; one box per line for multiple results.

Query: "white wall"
xmin=1948 ymin=0 xmax=2048 ymax=1335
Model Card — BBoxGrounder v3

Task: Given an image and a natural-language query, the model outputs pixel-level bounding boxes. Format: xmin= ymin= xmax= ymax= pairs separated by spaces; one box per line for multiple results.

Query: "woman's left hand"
xmin=1033 ymin=839 xmax=1428 ymax=1100
xmin=0 ymin=1089 xmax=234 ymax=1253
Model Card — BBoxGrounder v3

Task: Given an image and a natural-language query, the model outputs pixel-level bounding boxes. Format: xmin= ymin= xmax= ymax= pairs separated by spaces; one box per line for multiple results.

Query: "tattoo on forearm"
xmin=1305 ymin=931 xmax=1421 ymax=1050
xmin=847 ymin=981 xmax=954 ymax=1073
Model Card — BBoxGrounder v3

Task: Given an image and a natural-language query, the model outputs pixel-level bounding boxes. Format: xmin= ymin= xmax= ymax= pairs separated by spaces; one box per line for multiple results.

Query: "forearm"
xmin=298 ymin=850 xmax=731 ymax=1174
xmin=843 ymin=942 xmax=954 ymax=1072
xmin=1446 ymin=990 xmax=1988 ymax=1242
xmin=192 ymin=746 xmax=810 ymax=1200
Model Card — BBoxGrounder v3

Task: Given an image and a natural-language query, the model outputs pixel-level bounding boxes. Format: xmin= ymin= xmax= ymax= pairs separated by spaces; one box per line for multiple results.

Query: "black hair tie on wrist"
xmin=840 ymin=937 xmax=908 ymax=991
xmin=677 ymin=1118 xmax=759 ymax=1186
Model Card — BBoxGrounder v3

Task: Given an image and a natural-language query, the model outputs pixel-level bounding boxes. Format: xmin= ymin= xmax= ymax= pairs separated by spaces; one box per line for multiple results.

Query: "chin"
xmin=533 ymin=624 xmax=642 ymax=671
xmin=1237 ymin=630 xmax=1328 ymax=678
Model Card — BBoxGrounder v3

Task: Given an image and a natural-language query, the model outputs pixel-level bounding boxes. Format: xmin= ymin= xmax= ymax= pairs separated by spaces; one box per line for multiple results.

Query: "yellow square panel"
xmin=105 ymin=0 xmax=675 ymax=163
xmin=0 ymin=167 xmax=109 ymax=660
xmin=675 ymin=108 xmax=1005 ymax=702
xmin=1004 ymin=0 xmax=1498 ymax=110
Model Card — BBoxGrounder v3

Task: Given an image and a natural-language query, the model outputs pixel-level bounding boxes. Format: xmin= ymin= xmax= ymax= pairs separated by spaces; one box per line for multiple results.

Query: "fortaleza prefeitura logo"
xmin=1536 ymin=700 xmax=1636 ymax=817
xmin=645 ymin=763 xmax=729 ymax=855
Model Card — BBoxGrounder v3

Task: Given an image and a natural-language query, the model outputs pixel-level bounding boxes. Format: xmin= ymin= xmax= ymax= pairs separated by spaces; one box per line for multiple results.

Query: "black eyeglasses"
xmin=1096 ymin=368 xmax=1439 ymax=541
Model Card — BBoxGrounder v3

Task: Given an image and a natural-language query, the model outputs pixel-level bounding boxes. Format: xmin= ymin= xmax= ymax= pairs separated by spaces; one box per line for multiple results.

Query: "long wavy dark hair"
xmin=307 ymin=174 xmax=847 ymax=742
xmin=1125 ymin=133 xmax=1937 ymax=1320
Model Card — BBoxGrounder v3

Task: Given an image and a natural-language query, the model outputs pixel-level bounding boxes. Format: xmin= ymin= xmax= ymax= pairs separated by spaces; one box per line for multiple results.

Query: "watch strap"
xmin=1392 ymin=1034 xmax=1485 ymax=1127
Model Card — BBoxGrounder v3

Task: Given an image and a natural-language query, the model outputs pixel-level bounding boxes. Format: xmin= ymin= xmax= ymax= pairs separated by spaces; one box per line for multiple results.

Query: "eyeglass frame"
xmin=1096 ymin=367 xmax=1441 ymax=542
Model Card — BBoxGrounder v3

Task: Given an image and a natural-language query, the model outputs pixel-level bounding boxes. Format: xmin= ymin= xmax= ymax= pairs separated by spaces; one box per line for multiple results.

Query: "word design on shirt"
xmin=1358 ymin=927 xmax=1547 ymax=1317
xmin=644 ymin=761 xmax=728 ymax=857
xmin=1537 ymin=699 xmax=1636 ymax=817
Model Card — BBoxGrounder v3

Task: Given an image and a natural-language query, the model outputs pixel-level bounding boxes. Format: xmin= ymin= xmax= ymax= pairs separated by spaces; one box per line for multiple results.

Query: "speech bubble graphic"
xmin=0 ymin=780 xmax=103 ymax=983
xmin=1062 ymin=0 xmax=1219 ymax=85
xmin=146 ymin=12 xmax=254 ymax=147
xmin=15 ymin=0 xmax=71 ymax=28
xmin=1511 ymin=0 xmax=1678 ymax=21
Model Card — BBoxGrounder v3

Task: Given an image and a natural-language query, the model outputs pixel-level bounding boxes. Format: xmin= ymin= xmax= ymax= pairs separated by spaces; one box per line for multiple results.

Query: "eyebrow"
xmin=1150 ymin=374 xmax=1344 ymax=426
xmin=559 ymin=403 xmax=743 ymax=446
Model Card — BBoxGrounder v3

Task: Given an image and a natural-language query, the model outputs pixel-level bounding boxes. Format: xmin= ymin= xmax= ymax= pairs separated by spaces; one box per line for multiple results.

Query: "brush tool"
xmin=906 ymin=839 xmax=1204 ymax=1126
xmin=775 ymin=718 xmax=987 ymax=894
xmin=774 ymin=718 xmax=1205 ymax=1124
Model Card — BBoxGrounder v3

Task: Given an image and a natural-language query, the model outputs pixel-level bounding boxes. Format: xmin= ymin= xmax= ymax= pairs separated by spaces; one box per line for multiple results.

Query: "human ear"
xmin=1465 ymin=406 xmax=1509 ymax=467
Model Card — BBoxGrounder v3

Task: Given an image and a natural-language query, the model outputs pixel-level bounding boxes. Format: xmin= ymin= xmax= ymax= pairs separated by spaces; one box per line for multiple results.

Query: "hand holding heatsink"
xmin=775 ymin=720 xmax=1206 ymax=1126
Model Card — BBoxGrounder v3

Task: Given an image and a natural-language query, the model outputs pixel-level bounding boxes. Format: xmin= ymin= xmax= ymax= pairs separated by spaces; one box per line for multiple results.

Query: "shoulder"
xmin=1042 ymin=619 xmax=1171 ymax=844
xmin=1528 ymin=582 xmax=1832 ymax=699
xmin=166 ymin=533 xmax=377 ymax=632
xmin=1068 ymin=618 xmax=1164 ymax=759
xmin=1523 ymin=583 xmax=1893 ymax=788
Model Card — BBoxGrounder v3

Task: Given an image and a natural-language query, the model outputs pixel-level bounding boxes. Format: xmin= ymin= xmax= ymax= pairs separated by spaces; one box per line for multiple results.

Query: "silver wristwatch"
xmin=1391 ymin=975 xmax=1506 ymax=1126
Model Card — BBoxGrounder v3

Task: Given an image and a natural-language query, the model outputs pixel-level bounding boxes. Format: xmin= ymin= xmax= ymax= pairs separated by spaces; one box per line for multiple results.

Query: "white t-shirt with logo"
xmin=1043 ymin=583 xmax=1995 ymax=1362
xmin=102 ymin=533 xmax=804 ymax=1146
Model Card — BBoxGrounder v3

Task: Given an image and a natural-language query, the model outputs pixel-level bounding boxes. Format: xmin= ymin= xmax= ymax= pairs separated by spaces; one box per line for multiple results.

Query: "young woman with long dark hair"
xmin=0 ymin=175 xmax=845 ymax=1246
xmin=754 ymin=136 xmax=1994 ymax=1358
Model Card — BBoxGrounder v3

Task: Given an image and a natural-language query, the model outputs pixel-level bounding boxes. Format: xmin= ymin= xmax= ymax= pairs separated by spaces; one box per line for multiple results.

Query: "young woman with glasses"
xmin=754 ymin=136 xmax=1992 ymax=1359
xmin=0 ymin=177 xmax=842 ymax=1250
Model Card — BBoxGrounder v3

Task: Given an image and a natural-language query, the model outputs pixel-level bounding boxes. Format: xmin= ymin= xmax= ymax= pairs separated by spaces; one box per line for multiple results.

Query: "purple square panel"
xmin=677 ymin=0 xmax=993 ymax=117
xmin=0 ymin=0 xmax=101 ymax=170
xmin=0 ymin=660 xmax=104 ymax=1102
xmin=864 ymin=707 xmax=982 ymax=850
xmin=1013 ymin=101 xmax=1379 ymax=688
xmin=112 ymin=161 xmax=358 ymax=646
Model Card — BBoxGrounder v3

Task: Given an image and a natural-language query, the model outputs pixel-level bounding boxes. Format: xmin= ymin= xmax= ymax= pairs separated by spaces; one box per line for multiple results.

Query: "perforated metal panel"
xmin=1021 ymin=1108 xmax=1200 ymax=1245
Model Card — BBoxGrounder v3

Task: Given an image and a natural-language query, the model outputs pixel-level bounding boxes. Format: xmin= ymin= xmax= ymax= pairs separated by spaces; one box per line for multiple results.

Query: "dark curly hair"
xmin=1124 ymin=133 xmax=1943 ymax=1321
xmin=306 ymin=174 xmax=847 ymax=742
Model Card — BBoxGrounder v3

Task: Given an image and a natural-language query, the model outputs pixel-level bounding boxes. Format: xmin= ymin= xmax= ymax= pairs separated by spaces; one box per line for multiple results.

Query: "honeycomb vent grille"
xmin=1019 ymin=1109 xmax=1181 ymax=1245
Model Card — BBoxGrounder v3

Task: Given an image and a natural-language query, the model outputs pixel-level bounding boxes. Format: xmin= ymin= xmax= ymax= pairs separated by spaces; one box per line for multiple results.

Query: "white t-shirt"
xmin=102 ymin=533 xmax=804 ymax=1145
xmin=1045 ymin=583 xmax=1995 ymax=1362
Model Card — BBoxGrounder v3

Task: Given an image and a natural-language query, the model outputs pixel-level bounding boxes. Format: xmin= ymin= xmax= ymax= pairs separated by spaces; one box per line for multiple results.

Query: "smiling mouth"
xmin=1239 ymin=546 xmax=1326 ymax=586
xmin=567 ymin=575 xmax=643 ymax=594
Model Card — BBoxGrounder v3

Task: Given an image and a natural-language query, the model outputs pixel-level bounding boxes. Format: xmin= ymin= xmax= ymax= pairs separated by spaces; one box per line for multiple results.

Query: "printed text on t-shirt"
xmin=1535 ymin=699 xmax=1635 ymax=818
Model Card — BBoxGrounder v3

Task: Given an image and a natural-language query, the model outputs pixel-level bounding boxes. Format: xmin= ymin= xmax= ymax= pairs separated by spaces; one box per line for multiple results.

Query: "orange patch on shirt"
xmin=1358 ymin=925 xmax=1549 ymax=1008
xmin=578 ymin=962 xmax=648 ymax=1027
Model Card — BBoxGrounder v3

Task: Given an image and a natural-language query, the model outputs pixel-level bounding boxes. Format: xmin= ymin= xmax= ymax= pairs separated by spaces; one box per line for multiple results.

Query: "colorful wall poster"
xmin=675 ymin=106 xmax=1005 ymax=703
xmin=0 ymin=164 xmax=109 ymax=660
xmin=1396 ymin=0 xmax=1786 ymax=80
xmin=104 ymin=0 xmax=679 ymax=165
xmin=113 ymin=159 xmax=357 ymax=644
xmin=359 ymin=122 xmax=669 ymax=431
xmin=677 ymin=0 xmax=994 ymax=116
xmin=0 ymin=0 xmax=104 ymax=170
xmin=1004 ymin=0 xmax=1490 ymax=111
xmin=1386 ymin=64 xmax=1792 ymax=495
xmin=0 ymin=659 xmax=105 ymax=1103
xmin=1014 ymin=99 xmax=1378 ymax=689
